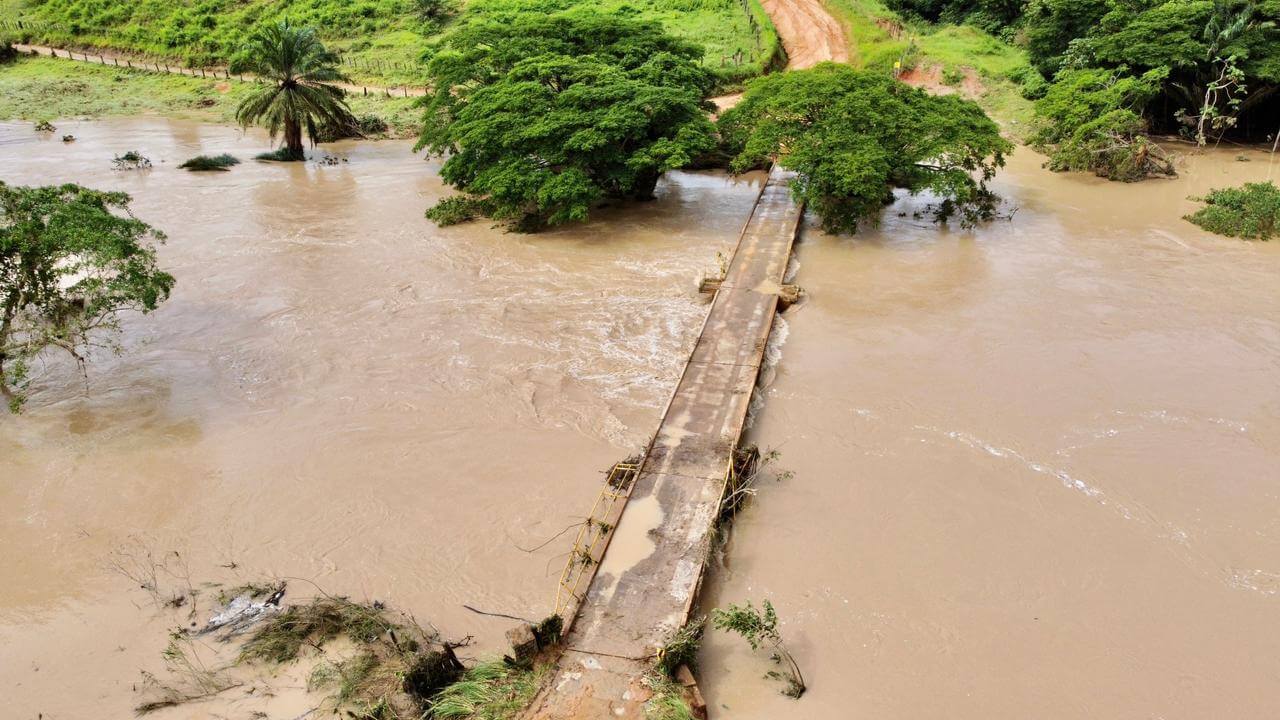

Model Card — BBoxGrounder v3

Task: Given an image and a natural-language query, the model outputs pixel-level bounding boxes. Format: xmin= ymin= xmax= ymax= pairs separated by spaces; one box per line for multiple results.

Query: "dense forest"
xmin=886 ymin=0 xmax=1279 ymax=177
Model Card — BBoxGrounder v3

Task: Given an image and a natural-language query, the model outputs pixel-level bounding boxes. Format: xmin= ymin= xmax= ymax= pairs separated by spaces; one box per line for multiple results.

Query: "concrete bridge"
xmin=524 ymin=166 xmax=804 ymax=719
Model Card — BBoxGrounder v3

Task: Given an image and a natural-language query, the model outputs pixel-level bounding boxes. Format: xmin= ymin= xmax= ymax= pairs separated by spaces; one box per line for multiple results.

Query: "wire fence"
xmin=3 ymin=1 xmax=777 ymax=73
xmin=16 ymin=44 xmax=430 ymax=97
xmin=2 ymin=17 xmax=425 ymax=79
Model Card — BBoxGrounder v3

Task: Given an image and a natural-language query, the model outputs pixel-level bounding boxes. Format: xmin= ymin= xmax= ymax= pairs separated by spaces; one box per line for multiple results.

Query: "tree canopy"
xmin=415 ymin=9 xmax=718 ymax=231
xmin=718 ymin=63 xmax=1012 ymax=234
xmin=1025 ymin=0 xmax=1279 ymax=167
xmin=234 ymin=20 xmax=355 ymax=160
xmin=0 ymin=183 xmax=174 ymax=411
xmin=1030 ymin=67 xmax=1177 ymax=180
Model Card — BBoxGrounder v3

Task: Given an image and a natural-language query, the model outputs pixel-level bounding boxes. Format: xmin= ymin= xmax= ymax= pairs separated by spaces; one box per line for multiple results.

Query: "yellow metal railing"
xmin=554 ymin=461 xmax=641 ymax=618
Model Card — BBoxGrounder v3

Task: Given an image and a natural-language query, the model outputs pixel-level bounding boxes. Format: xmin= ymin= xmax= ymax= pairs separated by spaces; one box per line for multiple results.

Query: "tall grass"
xmin=430 ymin=661 xmax=544 ymax=720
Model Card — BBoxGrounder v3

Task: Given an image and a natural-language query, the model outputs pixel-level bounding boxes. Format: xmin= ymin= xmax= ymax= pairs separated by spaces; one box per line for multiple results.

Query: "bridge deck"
xmin=526 ymin=166 xmax=803 ymax=719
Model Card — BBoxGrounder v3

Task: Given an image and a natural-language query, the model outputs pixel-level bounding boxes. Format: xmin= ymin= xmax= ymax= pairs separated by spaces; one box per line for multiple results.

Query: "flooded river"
xmin=704 ymin=147 xmax=1280 ymax=718
xmin=0 ymin=119 xmax=763 ymax=718
xmin=2 ymin=119 xmax=1278 ymax=719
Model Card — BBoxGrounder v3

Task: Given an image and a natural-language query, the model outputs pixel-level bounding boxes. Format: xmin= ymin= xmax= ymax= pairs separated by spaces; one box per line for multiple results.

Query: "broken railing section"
xmin=553 ymin=457 xmax=642 ymax=622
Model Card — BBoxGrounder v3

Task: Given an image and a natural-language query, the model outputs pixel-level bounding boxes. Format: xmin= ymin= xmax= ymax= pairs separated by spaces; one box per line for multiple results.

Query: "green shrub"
xmin=1185 ymin=182 xmax=1280 ymax=240
xmin=112 ymin=150 xmax=152 ymax=170
xmin=1005 ymin=64 xmax=1048 ymax=100
xmin=425 ymin=195 xmax=495 ymax=227
xmin=0 ymin=37 xmax=17 ymax=65
xmin=178 ymin=153 xmax=241 ymax=171
xmin=1031 ymin=67 xmax=1174 ymax=181
xmin=357 ymin=113 xmax=389 ymax=135
xmin=255 ymin=148 xmax=304 ymax=162
xmin=429 ymin=660 xmax=542 ymax=719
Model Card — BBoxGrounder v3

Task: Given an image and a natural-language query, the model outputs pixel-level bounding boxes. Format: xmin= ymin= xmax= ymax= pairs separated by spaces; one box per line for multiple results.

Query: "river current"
xmin=2 ymin=119 xmax=1278 ymax=718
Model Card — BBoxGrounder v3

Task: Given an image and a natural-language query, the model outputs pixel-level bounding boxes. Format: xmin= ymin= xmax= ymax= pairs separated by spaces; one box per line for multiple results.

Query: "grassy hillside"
xmin=5 ymin=0 xmax=782 ymax=87
xmin=9 ymin=0 xmax=433 ymax=84
xmin=0 ymin=56 xmax=423 ymax=132
xmin=824 ymin=0 xmax=1036 ymax=134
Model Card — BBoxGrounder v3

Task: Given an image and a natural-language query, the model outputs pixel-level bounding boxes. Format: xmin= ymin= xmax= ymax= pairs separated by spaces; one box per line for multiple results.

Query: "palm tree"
xmin=235 ymin=20 xmax=354 ymax=160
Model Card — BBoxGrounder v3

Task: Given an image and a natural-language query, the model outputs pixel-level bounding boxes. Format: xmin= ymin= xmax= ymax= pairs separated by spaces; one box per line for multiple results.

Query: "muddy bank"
xmin=701 ymin=146 xmax=1280 ymax=718
xmin=0 ymin=118 xmax=765 ymax=719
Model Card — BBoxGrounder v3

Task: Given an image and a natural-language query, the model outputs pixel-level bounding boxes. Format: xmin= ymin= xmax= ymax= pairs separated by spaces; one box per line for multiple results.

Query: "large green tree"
xmin=1026 ymin=0 xmax=1280 ymax=149
xmin=415 ymin=9 xmax=718 ymax=231
xmin=718 ymin=64 xmax=1012 ymax=234
xmin=234 ymin=20 xmax=355 ymax=161
xmin=0 ymin=183 xmax=174 ymax=412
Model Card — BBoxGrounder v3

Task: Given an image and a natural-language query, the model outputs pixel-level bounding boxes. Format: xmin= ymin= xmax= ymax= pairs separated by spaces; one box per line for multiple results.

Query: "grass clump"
xmin=532 ymin=614 xmax=563 ymax=648
xmin=254 ymin=147 xmax=305 ymax=162
xmin=655 ymin=618 xmax=704 ymax=679
xmin=644 ymin=676 xmax=696 ymax=720
xmin=1185 ymin=181 xmax=1280 ymax=241
xmin=112 ymin=150 xmax=152 ymax=169
xmin=178 ymin=153 xmax=240 ymax=171
xmin=425 ymin=195 xmax=496 ymax=227
xmin=239 ymin=597 xmax=391 ymax=664
xmin=239 ymin=595 xmax=469 ymax=718
xmin=0 ymin=37 xmax=17 ymax=65
xmin=429 ymin=660 xmax=544 ymax=720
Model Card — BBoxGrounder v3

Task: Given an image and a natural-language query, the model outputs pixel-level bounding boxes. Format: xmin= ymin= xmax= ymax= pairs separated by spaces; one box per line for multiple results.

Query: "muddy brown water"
xmin=0 ymin=118 xmax=764 ymax=718
xmin=702 ymin=147 xmax=1280 ymax=719
xmin=2 ymin=119 xmax=1278 ymax=719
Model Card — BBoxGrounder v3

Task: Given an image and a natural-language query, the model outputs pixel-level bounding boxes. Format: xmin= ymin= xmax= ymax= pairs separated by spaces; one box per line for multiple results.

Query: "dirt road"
xmin=762 ymin=0 xmax=849 ymax=69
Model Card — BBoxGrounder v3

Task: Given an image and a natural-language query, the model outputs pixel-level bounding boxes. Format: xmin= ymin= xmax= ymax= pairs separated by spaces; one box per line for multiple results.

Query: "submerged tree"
xmin=1185 ymin=181 xmax=1280 ymax=240
xmin=234 ymin=20 xmax=355 ymax=161
xmin=0 ymin=183 xmax=174 ymax=411
xmin=718 ymin=63 xmax=1011 ymax=234
xmin=1031 ymin=67 xmax=1176 ymax=181
xmin=711 ymin=600 xmax=805 ymax=698
xmin=415 ymin=9 xmax=718 ymax=231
